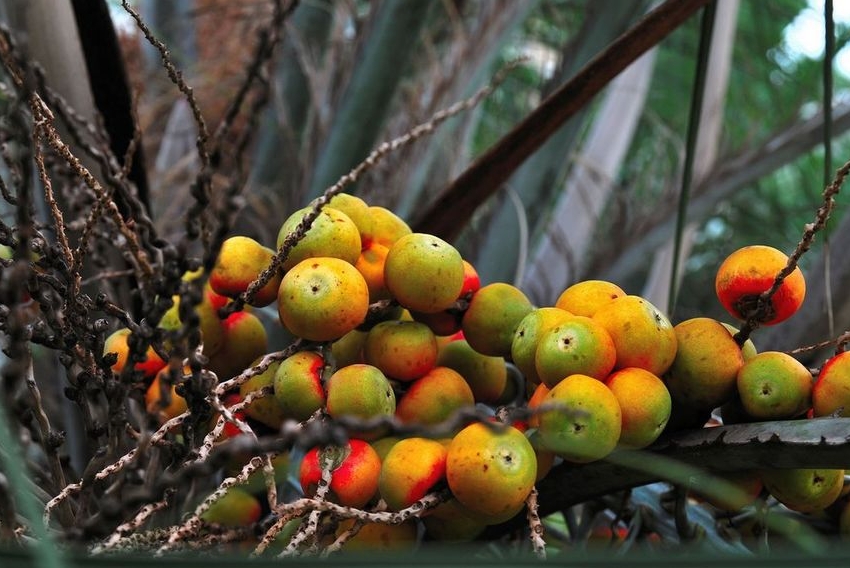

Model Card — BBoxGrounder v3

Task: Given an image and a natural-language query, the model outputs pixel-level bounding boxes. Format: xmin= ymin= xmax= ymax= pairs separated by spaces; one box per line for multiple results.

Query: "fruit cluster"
xmin=104 ymin=193 xmax=850 ymax=549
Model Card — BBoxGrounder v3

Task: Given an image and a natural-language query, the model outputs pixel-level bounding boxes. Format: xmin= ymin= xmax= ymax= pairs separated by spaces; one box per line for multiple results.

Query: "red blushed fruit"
xmin=217 ymin=393 xmax=248 ymax=440
xmin=300 ymin=440 xmax=381 ymax=509
xmin=460 ymin=260 xmax=481 ymax=297
xmin=378 ymin=438 xmax=447 ymax=511
xmin=103 ymin=327 xmax=167 ymax=381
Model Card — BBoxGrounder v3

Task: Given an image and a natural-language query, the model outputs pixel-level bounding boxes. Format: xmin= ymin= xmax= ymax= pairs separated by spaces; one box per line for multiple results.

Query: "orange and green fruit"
xmin=200 ymin=487 xmax=262 ymax=526
xmin=446 ymin=423 xmax=537 ymax=523
xmin=537 ymin=374 xmax=621 ymax=463
xmin=605 ymin=367 xmax=671 ymax=449
xmin=720 ymin=322 xmax=758 ymax=360
xmin=761 ymin=468 xmax=844 ymax=513
xmin=325 ymin=193 xmax=374 ymax=246
xmin=334 ymin=519 xmax=418 ymax=551
xmin=511 ymin=307 xmax=574 ymax=385
xmin=276 ymin=206 xmax=361 ymax=271
xmin=208 ymin=310 xmax=268 ymax=380
xmin=555 ymin=280 xmax=625 ymax=317
xmin=159 ymin=284 xmax=227 ymax=358
xmin=437 ymin=339 xmax=507 ymax=404
xmin=238 ymin=358 xmax=285 ymax=429
xmin=534 ymin=316 xmax=616 ymax=387
xmin=812 ymin=351 xmax=850 ymax=417
xmin=384 ymin=233 xmax=464 ymax=314
xmin=277 ymin=257 xmax=369 ymax=342
xmin=461 ymin=283 xmax=533 ymax=358
xmin=378 ymin=437 xmax=447 ymax=510
xmin=592 ymin=295 xmax=677 ymax=376
xmin=103 ymin=327 xmax=166 ymax=381
xmin=273 ymin=351 xmax=326 ymax=422
xmin=325 ymin=364 xmax=396 ymax=430
xmin=715 ymin=245 xmax=806 ymax=326
xmin=665 ymin=317 xmax=744 ymax=410
xmin=736 ymin=351 xmax=812 ymax=420
xmin=369 ymin=206 xmax=412 ymax=248
xmin=355 ymin=241 xmax=391 ymax=302
xmin=299 ymin=440 xmax=382 ymax=508
xmin=363 ymin=320 xmax=438 ymax=382
xmin=210 ymin=235 xmax=281 ymax=307
xmin=395 ymin=366 xmax=474 ymax=425
xmin=145 ymin=367 xmax=188 ymax=421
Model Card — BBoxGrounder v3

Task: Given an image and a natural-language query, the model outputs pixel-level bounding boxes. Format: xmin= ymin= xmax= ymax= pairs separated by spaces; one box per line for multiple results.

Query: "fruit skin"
xmin=369 ymin=206 xmax=412 ymax=248
xmin=592 ymin=295 xmax=677 ymax=377
xmin=422 ymin=498 xmax=487 ymax=542
xmin=277 ymin=257 xmax=369 ymax=342
xmin=210 ymin=235 xmax=282 ymax=307
xmin=408 ymin=260 xmax=481 ymax=337
xmin=207 ymin=310 xmax=268 ymax=380
xmin=273 ymin=351 xmax=326 ymax=422
xmin=334 ymin=518 xmax=418 ymax=551
xmin=384 ymin=233 xmax=464 ymax=314
xmin=446 ymin=423 xmax=537 ymax=523
xmin=325 ymin=364 xmax=396 ymax=435
xmin=355 ymin=241 xmax=392 ymax=302
xmin=736 ymin=351 xmax=812 ymax=420
xmin=715 ymin=244 xmax=806 ymax=326
xmin=331 ymin=329 xmax=367 ymax=367
xmin=277 ymin=206 xmax=361 ymax=271
xmin=534 ymin=316 xmax=616 ymax=388
xmin=511 ymin=307 xmax=574 ymax=385
xmin=555 ymin=280 xmax=625 ymax=317
xmin=145 ymin=367 xmax=189 ymax=421
xmin=665 ymin=317 xmax=744 ymax=411
xmin=238 ymin=359 xmax=286 ymax=429
xmin=325 ymin=193 xmax=374 ymax=246
xmin=395 ymin=366 xmax=474 ymax=425
xmin=103 ymin=327 xmax=166 ymax=382
xmin=378 ymin=437 xmax=447 ymax=510
xmin=605 ymin=367 xmax=671 ymax=449
xmin=437 ymin=339 xmax=507 ymax=404
xmin=299 ymin=440 xmax=382 ymax=508
xmin=720 ymin=322 xmax=758 ymax=360
xmin=200 ymin=487 xmax=262 ymax=526
xmin=813 ymin=351 xmax=850 ymax=417
xmin=159 ymin=284 xmax=227 ymax=358
xmin=538 ymin=374 xmax=621 ymax=463
xmin=461 ymin=283 xmax=534 ymax=358
xmin=363 ymin=320 xmax=437 ymax=382
xmin=761 ymin=468 xmax=844 ymax=513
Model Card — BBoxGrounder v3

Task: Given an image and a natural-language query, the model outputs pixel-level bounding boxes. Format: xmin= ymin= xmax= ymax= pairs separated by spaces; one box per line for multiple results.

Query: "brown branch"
xmin=413 ymin=0 xmax=712 ymax=240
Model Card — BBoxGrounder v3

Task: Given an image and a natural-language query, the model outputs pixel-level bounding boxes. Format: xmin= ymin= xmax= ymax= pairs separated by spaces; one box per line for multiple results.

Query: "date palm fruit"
xmin=299 ymin=440 xmax=382 ymax=508
xmin=395 ymin=366 xmax=474 ymax=425
xmin=592 ymin=295 xmax=677 ymax=377
xmin=273 ymin=350 xmax=326 ymax=422
xmin=210 ymin=235 xmax=282 ymax=307
xmin=715 ymin=245 xmax=806 ymax=326
xmin=145 ymin=366 xmax=189 ymax=421
xmin=761 ymin=468 xmax=844 ymax=513
xmin=363 ymin=320 xmax=438 ymax=382
xmin=555 ymin=279 xmax=626 ymax=317
xmin=538 ymin=373 xmax=621 ymax=463
xmin=409 ymin=259 xmax=481 ymax=336
xmin=325 ymin=192 xmax=374 ymax=246
xmin=446 ymin=422 xmax=537 ymax=524
xmin=812 ymin=351 xmax=850 ymax=417
xmin=437 ymin=339 xmax=507 ymax=404
xmin=103 ymin=327 xmax=166 ymax=382
xmin=422 ymin=498 xmax=487 ymax=542
xmin=461 ymin=282 xmax=533 ymax=358
xmin=200 ymin=487 xmax=262 ymax=526
xmin=325 ymin=364 xmax=395 ymax=439
xmin=334 ymin=518 xmax=418 ymax=551
xmin=511 ymin=307 xmax=574 ymax=385
xmin=736 ymin=351 xmax=812 ymax=420
xmin=534 ymin=315 xmax=617 ymax=387
xmin=238 ymin=358 xmax=285 ymax=429
xmin=208 ymin=310 xmax=267 ymax=380
xmin=355 ymin=240 xmax=392 ymax=302
xmin=276 ymin=206 xmax=361 ymax=271
xmin=277 ymin=257 xmax=369 ymax=342
xmin=665 ymin=317 xmax=745 ymax=410
xmin=384 ymin=232 xmax=465 ymax=314
xmin=369 ymin=205 xmax=412 ymax=248
xmin=605 ymin=367 xmax=671 ymax=449
xmin=378 ymin=437 xmax=447 ymax=510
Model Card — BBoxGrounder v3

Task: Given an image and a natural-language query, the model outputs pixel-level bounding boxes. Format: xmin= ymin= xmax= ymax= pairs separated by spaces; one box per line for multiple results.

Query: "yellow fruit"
xmin=605 ymin=367 xmax=671 ymax=449
xmin=277 ymin=206 xmax=361 ymax=271
xmin=555 ymin=279 xmax=626 ymax=317
xmin=384 ymin=233 xmax=464 ymax=314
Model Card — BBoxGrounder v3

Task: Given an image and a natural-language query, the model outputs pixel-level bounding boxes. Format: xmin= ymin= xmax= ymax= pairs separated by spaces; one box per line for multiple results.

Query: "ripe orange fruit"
xmin=145 ymin=367 xmax=189 ymax=421
xmin=299 ymin=440 xmax=382 ymax=508
xmin=555 ymin=279 xmax=625 ymax=317
xmin=812 ymin=351 xmax=850 ymax=417
xmin=395 ymin=366 xmax=474 ymax=425
xmin=538 ymin=374 xmax=621 ymax=463
xmin=736 ymin=351 xmax=812 ymax=420
xmin=446 ymin=423 xmax=537 ymax=523
xmin=355 ymin=241 xmax=392 ymax=302
xmin=605 ymin=367 xmax=671 ymax=449
xmin=210 ymin=235 xmax=281 ymax=307
xmin=277 ymin=257 xmax=369 ymax=342
xmin=363 ymin=320 xmax=438 ymax=382
xmin=369 ymin=206 xmax=412 ymax=248
xmin=715 ymin=245 xmax=805 ymax=326
xmin=103 ymin=327 xmax=166 ymax=381
xmin=592 ymin=295 xmax=677 ymax=376
xmin=378 ymin=437 xmax=447 ymax=510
